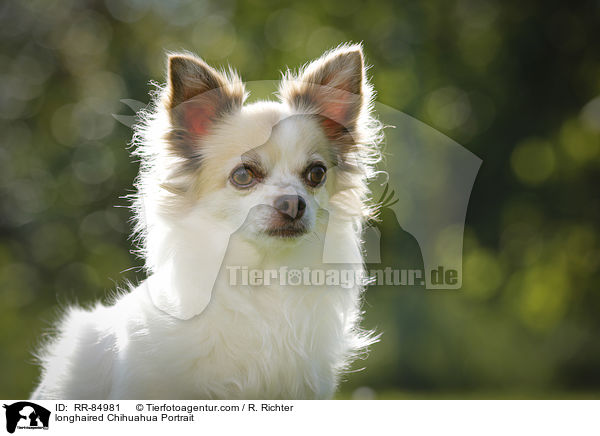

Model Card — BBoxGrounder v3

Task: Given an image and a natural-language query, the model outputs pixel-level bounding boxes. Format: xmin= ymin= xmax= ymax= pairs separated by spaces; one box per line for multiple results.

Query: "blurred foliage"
xmin=1 ymin=0 xmax=599 ymax=399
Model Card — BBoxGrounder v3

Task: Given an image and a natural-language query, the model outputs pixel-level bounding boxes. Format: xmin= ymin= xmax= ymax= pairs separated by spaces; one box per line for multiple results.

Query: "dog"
xmin=31 ymin=44 xmax=383 ymax=399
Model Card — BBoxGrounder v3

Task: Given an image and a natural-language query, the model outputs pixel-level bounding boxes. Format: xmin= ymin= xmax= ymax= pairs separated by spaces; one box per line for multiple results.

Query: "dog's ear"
xmin=279 ymin=45 xmax=369 ymax=144
xmin=165 ymin=53 xmax=245 ymax=157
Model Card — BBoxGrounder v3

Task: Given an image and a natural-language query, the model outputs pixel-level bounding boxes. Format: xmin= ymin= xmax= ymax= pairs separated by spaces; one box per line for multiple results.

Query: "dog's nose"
xmin=274 ymin=195 xmax=306 ymax=220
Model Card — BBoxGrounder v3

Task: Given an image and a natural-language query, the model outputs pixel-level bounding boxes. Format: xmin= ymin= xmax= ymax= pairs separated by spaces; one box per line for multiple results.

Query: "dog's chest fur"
xmin=88 ymin=263 xmax=359 ymax=400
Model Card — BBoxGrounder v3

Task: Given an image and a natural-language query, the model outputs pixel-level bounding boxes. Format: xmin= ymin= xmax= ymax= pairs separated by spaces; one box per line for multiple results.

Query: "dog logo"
xmin=2 ymin=402 xmax=50 ymax=434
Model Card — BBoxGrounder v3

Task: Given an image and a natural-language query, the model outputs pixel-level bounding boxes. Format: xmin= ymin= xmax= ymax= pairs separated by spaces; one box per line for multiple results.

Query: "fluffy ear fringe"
xmin=164 ymin=52 xmax=246 ymax=160
xmin=279 ymin=44 xmax=371 ymax=141
xmin=166 ymin=53 xmax=245 ymax=111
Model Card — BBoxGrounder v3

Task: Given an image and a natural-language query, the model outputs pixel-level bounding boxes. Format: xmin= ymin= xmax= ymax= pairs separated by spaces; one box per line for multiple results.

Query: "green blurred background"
xmin=1 ymin=0 xmax=599 ymax=399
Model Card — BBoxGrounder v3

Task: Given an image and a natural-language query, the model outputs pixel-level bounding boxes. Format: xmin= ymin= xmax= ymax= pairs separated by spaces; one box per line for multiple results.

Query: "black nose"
xmin=274 ymin=195 xmax=306 ymax=220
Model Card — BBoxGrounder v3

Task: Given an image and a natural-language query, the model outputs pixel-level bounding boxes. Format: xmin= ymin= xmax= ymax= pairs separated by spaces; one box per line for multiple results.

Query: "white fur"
xmin=32 ymin=45 xmax=382 ymax=400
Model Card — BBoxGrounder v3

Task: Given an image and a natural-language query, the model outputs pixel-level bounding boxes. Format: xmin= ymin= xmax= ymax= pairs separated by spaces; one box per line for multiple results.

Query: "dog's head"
xmin=134 ymin=45 xmax=382 ymax=318
xmin=139 ymin=45 xmax=379 ymax=246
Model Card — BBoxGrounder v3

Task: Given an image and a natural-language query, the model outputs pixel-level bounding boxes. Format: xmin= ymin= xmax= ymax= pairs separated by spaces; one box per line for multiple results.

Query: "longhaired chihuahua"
xmin=32 ymin=44 xmax=382 ymax=399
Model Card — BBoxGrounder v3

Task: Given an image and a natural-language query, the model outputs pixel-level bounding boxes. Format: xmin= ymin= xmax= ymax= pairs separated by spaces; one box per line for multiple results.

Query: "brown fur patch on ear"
xmin=279 ymin=45 xmax=367 ymax=149
xmin=165 ymin=53 xmax=245 ymax=160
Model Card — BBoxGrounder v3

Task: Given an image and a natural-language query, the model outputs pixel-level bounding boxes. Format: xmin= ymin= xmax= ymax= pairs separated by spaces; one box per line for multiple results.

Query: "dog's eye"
xmin=304 ymin=163 xmax=327 ymax=187
xmin=230 ymin=166 xmax=257 ymax=188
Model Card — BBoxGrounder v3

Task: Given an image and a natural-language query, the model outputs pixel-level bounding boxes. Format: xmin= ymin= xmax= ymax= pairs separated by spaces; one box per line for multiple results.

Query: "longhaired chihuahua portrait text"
xmin=32 ymin=44 xmax=383 ymax=399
